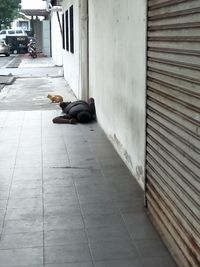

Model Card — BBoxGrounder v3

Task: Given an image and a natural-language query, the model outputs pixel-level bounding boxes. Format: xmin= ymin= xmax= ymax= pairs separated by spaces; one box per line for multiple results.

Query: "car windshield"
xmin=16 ymin=30 xmax=23 ymax=34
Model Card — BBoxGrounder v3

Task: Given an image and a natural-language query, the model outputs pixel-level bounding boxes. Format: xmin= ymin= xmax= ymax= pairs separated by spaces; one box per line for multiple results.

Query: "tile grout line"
xmin=77 ymin=125 xmax=116 ymax=267
xmin=0 ymin=112 xmax=25 ymax=240
xmin=40 ymin=111 xmax=45 ymax=267
xmin=62 ymin=127 xmax=95 ymax=267
xmin=82 ymin=124 xmax=145 ymax=264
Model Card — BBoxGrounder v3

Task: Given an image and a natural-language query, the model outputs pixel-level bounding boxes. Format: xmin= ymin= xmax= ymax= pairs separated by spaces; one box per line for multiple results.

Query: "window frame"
xmin=62 ymin=13 xmax=65 ymax=50
xmin=69 ymin=5 xmax=74 ymax=54
xmin=65 ymin=10 xmax=69 ymax=51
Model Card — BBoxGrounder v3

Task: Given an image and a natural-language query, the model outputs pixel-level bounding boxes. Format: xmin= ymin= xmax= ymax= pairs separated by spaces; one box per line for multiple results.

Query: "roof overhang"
xmin=21 ymin=9 xmax=49 ymax=17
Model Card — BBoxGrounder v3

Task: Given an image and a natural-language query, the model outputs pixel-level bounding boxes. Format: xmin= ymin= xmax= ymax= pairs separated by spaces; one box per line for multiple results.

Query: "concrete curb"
xmin=0 ymin=75 xmax=15 ymax=85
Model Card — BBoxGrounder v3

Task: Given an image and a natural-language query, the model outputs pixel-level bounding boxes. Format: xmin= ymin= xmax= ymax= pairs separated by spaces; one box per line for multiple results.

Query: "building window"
xmin=62 ymin=13 xmax=65 ymax=49
xmin=69 ymin=5 xmax=74 ymax=53
xmin=65 ymin=10 xmax=69 ymax=51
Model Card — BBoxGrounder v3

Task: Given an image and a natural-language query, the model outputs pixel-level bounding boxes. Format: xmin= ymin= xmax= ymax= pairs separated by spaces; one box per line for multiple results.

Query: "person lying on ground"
xmin=52 ymin=98 xmax=96 ymax=124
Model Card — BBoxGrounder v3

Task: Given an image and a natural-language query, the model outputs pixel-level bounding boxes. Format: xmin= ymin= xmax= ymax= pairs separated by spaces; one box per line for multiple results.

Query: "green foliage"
xmin=0 ymin=0 xmax=21 ymax=28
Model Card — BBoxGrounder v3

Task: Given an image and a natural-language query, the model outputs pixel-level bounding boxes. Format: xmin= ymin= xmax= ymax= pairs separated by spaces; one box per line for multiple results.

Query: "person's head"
xmin=60 ymin=101 xmax=71 ymax=110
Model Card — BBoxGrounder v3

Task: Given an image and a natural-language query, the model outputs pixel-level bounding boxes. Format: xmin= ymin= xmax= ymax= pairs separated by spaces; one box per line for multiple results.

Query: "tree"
xmin=0 ymin=0 xmax=21 ymax=30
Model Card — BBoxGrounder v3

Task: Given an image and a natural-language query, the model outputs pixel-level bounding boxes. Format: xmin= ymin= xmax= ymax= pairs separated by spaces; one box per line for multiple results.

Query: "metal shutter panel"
xmin=146 ymin=1 xmax=200 ymax=266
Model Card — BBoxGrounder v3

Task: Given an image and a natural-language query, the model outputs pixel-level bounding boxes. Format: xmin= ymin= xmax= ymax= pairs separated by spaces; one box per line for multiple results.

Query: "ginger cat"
xmin=47 ymin=94 xmax=63 ymax=103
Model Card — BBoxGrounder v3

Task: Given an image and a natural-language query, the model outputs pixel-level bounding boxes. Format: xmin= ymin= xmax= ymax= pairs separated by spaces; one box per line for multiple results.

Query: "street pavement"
xmin=0 ymin=54 xmax=178 ymax=267
xmin=0 ymin=54 xmax=76 ymax=110
xmin=0 ymin=55 xmax=19 ymax=91
xmin=0 ymin=55 xmax=14 ymax=68
xmin=0 ymin=54 xmax=63 ymax=77
xmin=0 ymin=74 xmax=15 ymax=92
xmin=0 ymin=76 xmax=76 ymax=110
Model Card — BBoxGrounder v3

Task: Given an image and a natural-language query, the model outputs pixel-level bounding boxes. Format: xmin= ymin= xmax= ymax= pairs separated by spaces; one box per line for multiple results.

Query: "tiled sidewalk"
xmin=0 ymin=110 xmax=177 ymax=267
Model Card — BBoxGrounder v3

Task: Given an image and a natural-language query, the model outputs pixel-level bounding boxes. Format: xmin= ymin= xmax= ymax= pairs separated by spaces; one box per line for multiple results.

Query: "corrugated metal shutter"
xmin=146 ymin=1 xmax=200 ymax=267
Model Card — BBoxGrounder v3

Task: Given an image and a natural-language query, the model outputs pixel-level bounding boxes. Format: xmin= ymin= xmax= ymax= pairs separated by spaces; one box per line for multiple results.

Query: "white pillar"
xmin=79 ymin=0 xmax=89 ymax=100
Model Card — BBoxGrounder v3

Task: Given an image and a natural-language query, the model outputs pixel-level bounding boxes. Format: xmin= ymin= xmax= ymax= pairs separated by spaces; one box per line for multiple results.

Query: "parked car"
xmin=0 ymin=28 xmax=27 ymax=39
xmin=0 ymin=40 xmax=10 ymax=56
xmin=6 ymin=35 xmax=28 ymax=54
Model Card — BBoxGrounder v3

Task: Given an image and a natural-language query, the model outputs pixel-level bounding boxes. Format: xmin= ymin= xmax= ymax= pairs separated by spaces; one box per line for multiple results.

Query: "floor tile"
xmin=7 ymin=197 xmax=43 ymax=209
xmin=44 ymin=186 xmax=76 ymax=196
xmin=45 ymin=244 xmax=92 ymax=264
xmin=76 ymin=184 xmax=115 ymax=196
xmin=15 ymin=158 xmax=42 ymax=168
xmin=17 ymin=150 xmax=41 ymax=159
xmin=44 ymin=193 xmax=79 ymax=207
xmin=0 ymin=265 xmax=43 ymax=267
xmin=0 ymin=200 xmax=8 ymax=210
xmin=43 ymin=168 xmax=73 ymax=180
xmin=0 ymin=209 xmax=6 ymax=220
xmin=43 ymin=157 xmax=70 ymax=168
xmin=44 ymin=214 xmax=84 ymax=231
xmin=9 ymin=187 xmax=42 ymax=199
xmin=70 ymin=159 xmax=100 ymax=169
xmin=90 ymin=240 xmax=138 ymax=261
xmin=102 ymin=165 xmax=131 ymax=177
xmin=94 ymin=259 xmax=144 ymax=267
xmin=0 ymin=189 xmax=10 ymax=200
xmin=44 ymin=203 xmax=81 ymax=217
xmin=45 ymin=263 xmax=93 ymax=267
xmin=0 ymin=171 xmax=13 ymax=183
xmin=141 ymin=257 xmax=177 ymax=267
xmin=117 ymin=199 xmax=145 ymax=214
xmin=44 ymin=185 xmax=75 ymax=195
xmin=80 ymin=202 xmax=118 ymax=215
xmin=105 ymin=175 xmax=136 ymax=185
xmin=11 ymin=179 xmax=42 ymax=189
xmin=122 ymin=213 xmax=161 ymax=239
xmin=122 ymin=213 xmax=150 ymax=226
xmin=2 ymin=218 xmax=43 ymax=234
xmin=74 ymin=176 xmax=106 ymax=187
xmin=5 ymin=207 xmax=43 ymax=220
xmin=0 ymin=168 xmax=14 ymax=179
xmin=134 ymin=238 xmax=171 ymax=258
xmin=86 ymin=225 xmax=131 ymax=243
xmin=44 ymin=229 xmax=88 ymax=246
xmin=43 ymin=178 xmax=74 ymax=187
xmin=126 ymin=224 xmax=160 ymax=240
xmin=0 ymin=156 xmax=16 ymax=166
xmin=17 ymin=148 xmax=42 ymax=158
xmin=0 ymin=247 xmax=43 ymax=266
xmin=72 ymin=168 xmax=102 ymax=179
xmin=13 ymin=167 xmax=42 ymax=181
xmin=78 ymin=191 xmax=115 ymax=204
xmin=0 ymin=232 xmax=43 ymax=249
xmin=114 ymin=191 xmax=143 ymax=202
xmin=83 ymin=214 xmax=125 ymax=228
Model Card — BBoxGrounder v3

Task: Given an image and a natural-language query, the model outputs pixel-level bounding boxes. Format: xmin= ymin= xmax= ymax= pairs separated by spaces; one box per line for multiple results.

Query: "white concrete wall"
xmin=33 ymin=19 xmax=43 ymax=52
xmin=62 ymin=0 xmax=80 ymax=98
xmin=42 ymin=20 xmax=51 ymax=56
xmin=88 ymin=0 xmax=147 ymax=188
xmin=51 ymin=11 xmax=63 ymax=66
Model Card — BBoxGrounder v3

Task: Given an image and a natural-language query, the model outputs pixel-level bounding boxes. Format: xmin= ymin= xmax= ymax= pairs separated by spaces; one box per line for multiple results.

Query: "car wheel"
xmin=5 ymin=53 xmax=10 ymax=57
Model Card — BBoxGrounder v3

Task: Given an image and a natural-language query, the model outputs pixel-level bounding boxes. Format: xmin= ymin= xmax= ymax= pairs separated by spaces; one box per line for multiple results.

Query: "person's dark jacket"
xmin=60 ymin=98 xmax=96 ymax=123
